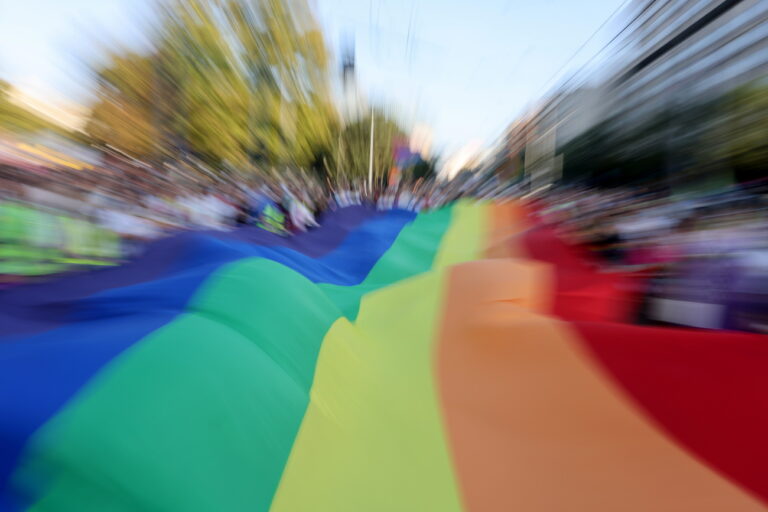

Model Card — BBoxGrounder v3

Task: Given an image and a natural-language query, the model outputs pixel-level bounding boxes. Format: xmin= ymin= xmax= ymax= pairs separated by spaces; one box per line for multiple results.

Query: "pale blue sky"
xmin=0 ymin=0 xmax=628 ymax=156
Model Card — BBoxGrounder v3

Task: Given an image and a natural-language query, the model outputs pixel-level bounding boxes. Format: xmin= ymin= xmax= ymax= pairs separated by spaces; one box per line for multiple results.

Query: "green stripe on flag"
xmin=317 ymin=205 xmax=453 ymax=320
xmin=269 ymin=202 xmax=488 ymax=512
xmin=13 ymin=206 xmax=458 ymax=511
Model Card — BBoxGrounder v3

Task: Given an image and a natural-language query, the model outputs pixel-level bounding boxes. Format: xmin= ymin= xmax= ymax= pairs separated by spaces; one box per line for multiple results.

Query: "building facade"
xmin=484 ymin=0 xmax=768 ymax=187
xmin=608 ymin=0 xmax=768 ymax=124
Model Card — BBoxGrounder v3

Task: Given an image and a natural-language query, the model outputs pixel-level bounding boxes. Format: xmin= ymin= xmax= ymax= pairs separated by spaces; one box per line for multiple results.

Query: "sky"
xmin=0 ymin=0 xmax=629 ymax=157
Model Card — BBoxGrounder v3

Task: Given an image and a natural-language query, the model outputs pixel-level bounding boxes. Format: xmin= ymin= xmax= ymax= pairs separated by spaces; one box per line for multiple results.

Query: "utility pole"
xmin=368 ymin=107 xmax=375 ymax=192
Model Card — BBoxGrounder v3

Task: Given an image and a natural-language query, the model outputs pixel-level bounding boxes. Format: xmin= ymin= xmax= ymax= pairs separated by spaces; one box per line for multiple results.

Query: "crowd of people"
xmin=4 ymin=152 xmax=766 ymax=334
xmin=538 ymin=181 xmax=768 ymax=333
xmin=0 ymin=155 xmax=508 ymax=283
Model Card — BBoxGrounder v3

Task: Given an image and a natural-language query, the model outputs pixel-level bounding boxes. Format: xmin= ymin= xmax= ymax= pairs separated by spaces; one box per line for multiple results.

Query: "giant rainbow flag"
xmin=1 ymin=201 xmax=767 ymax=511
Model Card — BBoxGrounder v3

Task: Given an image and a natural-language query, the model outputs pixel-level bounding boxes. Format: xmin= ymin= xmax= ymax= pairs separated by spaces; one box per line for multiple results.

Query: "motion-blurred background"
xmin=0 ymin=0 xmax=766 ymax=331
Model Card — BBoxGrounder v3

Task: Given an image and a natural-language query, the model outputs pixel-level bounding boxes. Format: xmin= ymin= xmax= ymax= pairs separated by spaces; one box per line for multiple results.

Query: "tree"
xmin=230 ymin=0 xmax=338 ymax=167
xmin=85 ymin=0 xmax=339 ymax=172
xmin=560 ymin=83 xmax=768 ymax=188
xmin=327 ymin=109 xmax=405 ymax=183
xmin=85 ymin=52 xmax=164 ymax=159
xmin=720 ymin=84 xmax=768 ymax=182
xmin=0 ymin=80 xmax=73 ymax=136
xmin=158 ymin=0 xmax=254 ymax=166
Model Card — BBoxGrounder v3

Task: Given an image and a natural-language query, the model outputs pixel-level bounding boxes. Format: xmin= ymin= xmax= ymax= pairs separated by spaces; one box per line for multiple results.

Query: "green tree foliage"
xmin=86 ymin=52 xmax=163 ymax=159
xmin=0 ymin=80 xmax=72 ymax=136
xmin=158 ymin=0 xmax=254 ymax=166
xmin=230 ymin=0 xmax=338 ymax=166
xmin=721 ymin=83 xmax=768 ymax=181
xmin=85 ymin=0 xmax=339 ymax=171
xmin=560 ymin=83 xmax=768 ymax=187
xmin=327 ymin=109 xmax=405 ymax=184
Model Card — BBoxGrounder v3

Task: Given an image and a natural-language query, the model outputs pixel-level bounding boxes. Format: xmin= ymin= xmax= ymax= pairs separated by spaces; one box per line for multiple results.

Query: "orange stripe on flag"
xmin=435 ymin=257 xmax=765 ymax=511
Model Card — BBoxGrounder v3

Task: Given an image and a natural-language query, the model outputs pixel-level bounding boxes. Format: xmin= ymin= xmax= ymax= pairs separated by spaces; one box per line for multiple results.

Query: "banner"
xmin=1 ymin=202 xmax=766 ymax=511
